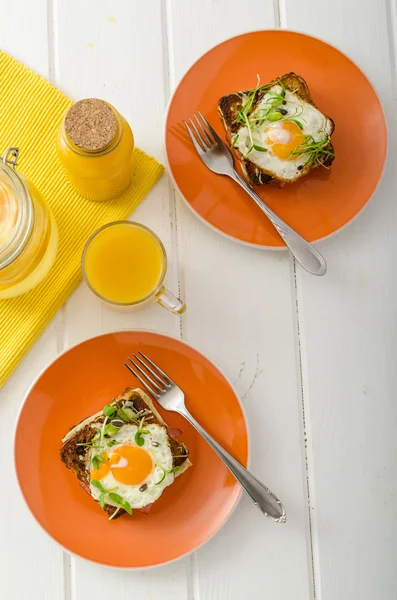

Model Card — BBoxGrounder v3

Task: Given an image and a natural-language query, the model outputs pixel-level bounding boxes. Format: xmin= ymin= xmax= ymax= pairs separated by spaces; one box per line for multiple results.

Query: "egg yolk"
xmin=91 ymin=445 xmax=153 ymax=486
xmin=266 ymin=121 xmax=303 ymax=160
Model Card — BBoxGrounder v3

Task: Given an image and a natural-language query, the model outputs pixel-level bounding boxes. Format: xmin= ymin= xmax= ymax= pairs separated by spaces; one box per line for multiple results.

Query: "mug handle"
xmin=156 ymin=286 xmax=186 ymax=315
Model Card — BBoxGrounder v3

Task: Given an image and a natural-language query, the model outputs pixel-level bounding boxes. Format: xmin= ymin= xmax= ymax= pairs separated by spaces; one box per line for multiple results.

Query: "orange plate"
xmin=14 ymin=331 xmax=248 ymax=568
xmin=165 ymin=30 xmax=387 ymax=247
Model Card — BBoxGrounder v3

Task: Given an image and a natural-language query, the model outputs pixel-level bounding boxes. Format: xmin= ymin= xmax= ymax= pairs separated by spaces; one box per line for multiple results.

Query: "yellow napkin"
xmin=0 ymin=52 xmax=164 ymax=387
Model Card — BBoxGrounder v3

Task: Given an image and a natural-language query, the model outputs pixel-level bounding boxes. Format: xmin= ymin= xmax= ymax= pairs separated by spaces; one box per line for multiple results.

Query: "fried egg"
xmin=88 ymin=423 xmax=176 ymax=510
xmin=234 ymin=84 xmax=333 ymax=181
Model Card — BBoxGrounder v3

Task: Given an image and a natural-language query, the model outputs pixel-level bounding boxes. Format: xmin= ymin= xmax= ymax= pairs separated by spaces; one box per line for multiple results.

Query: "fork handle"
xmin=179 ymin=407 xmax=286 ymax=522
xmin=232 ymin=172 xmax=327 ymax=276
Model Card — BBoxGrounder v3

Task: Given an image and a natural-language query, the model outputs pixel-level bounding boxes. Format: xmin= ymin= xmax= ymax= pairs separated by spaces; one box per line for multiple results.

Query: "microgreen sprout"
xmin=233 ymin=76 xmax=310 ymax=156
xmin=288 ymin=131 xmax=334 ymax=167
xmin=231 ymin=134 xmax=239 ymax=148
xmin=169 ymin=466 xmax=181 ymax=474
xmin=100 ymin=416 xmax=108 ymax=445
xmin=76 ymin=442 xmax=104 ymax=449
xmin=108 ymin=492 xmax=132 ymax=515
xmin=91 ymin=479 xmax=105 ymax=493
xmin=91 ymin=479 xmax=132 ymax=517
xmin=92 ymin=454 xmax=105 ymax=470
xmin=155 ymin=465 xmax=167 ymax=486
xmin=155 ymin=464 xmax=181 ymax=485
xmin=134 ymin=417 xmax=150 ymax=447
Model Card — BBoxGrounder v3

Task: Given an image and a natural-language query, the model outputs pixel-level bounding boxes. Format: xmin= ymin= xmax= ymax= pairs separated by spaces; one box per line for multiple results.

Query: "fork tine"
xmin=183 ymin=120 xmax=205 ymax=154
xmin=193 ymin=114 xmax=213 ymax=146
xmin=124 ymin=362 xmax=160 ymax=399
xmin=198 ymin=111 xmax=224 ymax=145
xmin=189 ymin=118 xmax=210 ymax=150
xmin=133 ymin=354 xmax=171 ymax=389
xmin=138 ymin=351 xmax=175 ymax=385
xmin=128 ymin=357 xmax=164 ymax=394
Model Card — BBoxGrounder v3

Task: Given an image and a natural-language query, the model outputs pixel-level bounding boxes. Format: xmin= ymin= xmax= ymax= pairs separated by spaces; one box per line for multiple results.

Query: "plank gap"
xmin=46 ymin=0 xmax=56 ymax=83
xmin=293 ymin=261 xmax=317 ymax=600
xmin=187 ymin=552 xmax=201 ymax=600
xmin=386 ymin=0 xmax=397 ymax=100
xmin=160 ymin=2 xmax=190 ymax=598
xmin=161 ymin=0 xmax=185 ymax=342
xmin=62 ymin=553 xmax=74 ymax=600
xmin=275 ymin=0 xmax=287 ymax=29
xmin=273 ymin=0 xmax=281 ymax=28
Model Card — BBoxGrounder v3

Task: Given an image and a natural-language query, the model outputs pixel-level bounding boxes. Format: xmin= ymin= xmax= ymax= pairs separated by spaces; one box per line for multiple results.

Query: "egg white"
xmin=235 ymin=85 xmax=333 ymax=181
xmin=88 ymin=423 xmax=176 ymax=509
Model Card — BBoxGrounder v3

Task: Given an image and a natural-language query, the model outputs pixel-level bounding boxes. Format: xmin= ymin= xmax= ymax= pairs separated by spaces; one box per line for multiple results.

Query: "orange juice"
xmin=83 ymin=222 xmax=165 ymax=304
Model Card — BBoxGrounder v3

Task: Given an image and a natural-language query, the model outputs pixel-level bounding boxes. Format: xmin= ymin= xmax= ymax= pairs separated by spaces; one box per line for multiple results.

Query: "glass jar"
xmin=57 ymin=99 xmax=134 ymax=201
xmin=0 ymin=148 xmax=58 ymax=299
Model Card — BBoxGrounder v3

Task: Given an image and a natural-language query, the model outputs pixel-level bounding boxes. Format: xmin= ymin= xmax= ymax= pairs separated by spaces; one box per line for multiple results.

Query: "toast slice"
xmin=60 ymin=386 xmax=192 ymax=520
xmin=218 ymin=72 xmax=335 ymax=186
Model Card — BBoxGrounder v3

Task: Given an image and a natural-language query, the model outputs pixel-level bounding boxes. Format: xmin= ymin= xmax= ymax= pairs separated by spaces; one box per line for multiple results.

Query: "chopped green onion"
xmin=104 ymin=423 xmax=119 ymax=437
xmin=103 ymin=404 xmax=116 ymax=418
xmin=99 ymin=492 xmax=105 ymax=509
xmin=114 ymin=400 xmax=131 ymax=422
xmin=122 ymin=407 xmax=138 ymax=422
xmin=107 ymin=440 xmax=119 ymax=447
xmin=267 ymin=111 xmax=283 ymax=122
xmin=253 ymin=144 xmax=268 ymax=152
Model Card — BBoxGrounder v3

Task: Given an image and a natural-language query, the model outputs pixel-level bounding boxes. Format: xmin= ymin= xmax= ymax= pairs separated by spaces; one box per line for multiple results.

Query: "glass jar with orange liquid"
xmin=82 ymin=221 xmax=185 ymax=315
xmin=0 ymin=148 xmax=58 ymax=299
xmin=57 ymin=99 xmax=134 ymax=201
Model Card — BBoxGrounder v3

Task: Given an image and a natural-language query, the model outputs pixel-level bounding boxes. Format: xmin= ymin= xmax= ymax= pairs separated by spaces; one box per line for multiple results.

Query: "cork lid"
xmin=64 ymin=99 xmax=117 ymax=151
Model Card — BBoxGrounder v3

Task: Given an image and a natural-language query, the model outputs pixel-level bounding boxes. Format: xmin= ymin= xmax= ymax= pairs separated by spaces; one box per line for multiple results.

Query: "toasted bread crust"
xmin=60 ymin=387 xmax=191 ymax=519
xmin=218 ymin=72 xmax=335 ymax=186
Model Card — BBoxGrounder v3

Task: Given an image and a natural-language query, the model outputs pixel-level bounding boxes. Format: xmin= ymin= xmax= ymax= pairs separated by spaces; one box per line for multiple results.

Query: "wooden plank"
xmin=0 ymin=4 xmax=65 ymax=599
xmin=54 ymin=0 xmax=188 ymax=597
xmin=281 ymin=1 xmax=397 ymax=598
xmin=0 ymin=0 xmax=49 ymax=73
xmin=166 ymin=1 xmax=312 ymax=598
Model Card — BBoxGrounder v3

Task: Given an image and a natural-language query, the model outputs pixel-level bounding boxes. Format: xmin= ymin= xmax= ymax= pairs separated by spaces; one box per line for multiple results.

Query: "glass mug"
xmin=82 ymin=221 xmax=185 ymax=315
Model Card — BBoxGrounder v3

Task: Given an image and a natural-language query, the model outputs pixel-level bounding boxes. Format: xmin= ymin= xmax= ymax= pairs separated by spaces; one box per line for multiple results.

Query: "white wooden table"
xmin=1 ymin=1 xmax=397 ymax=598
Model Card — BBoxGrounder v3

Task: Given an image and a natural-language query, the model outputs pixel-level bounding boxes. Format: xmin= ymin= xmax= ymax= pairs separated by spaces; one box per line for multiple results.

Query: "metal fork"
xmin=125 ymin=351 xmax=286 ymax=523
xmin=184 ymin=112 xmax=327 ymax=276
